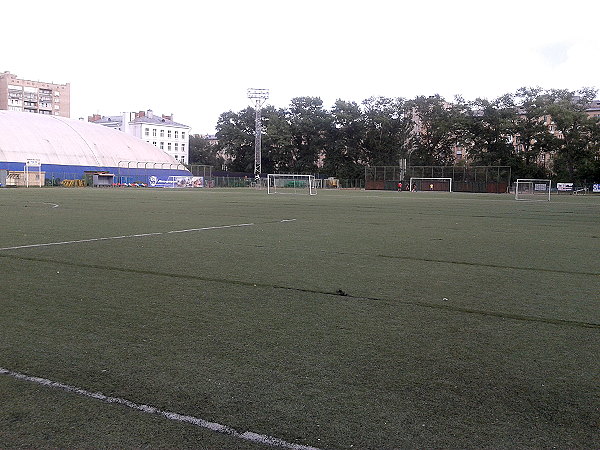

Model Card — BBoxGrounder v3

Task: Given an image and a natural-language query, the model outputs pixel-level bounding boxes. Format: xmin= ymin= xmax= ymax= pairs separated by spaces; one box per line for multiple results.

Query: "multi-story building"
xmin=0 ymin=71 xmax=70 ymax=117
xmin=89 ymin=110 xmax=191 ymax=164
xmin=585 ymin=99 xmax=600 ymax=119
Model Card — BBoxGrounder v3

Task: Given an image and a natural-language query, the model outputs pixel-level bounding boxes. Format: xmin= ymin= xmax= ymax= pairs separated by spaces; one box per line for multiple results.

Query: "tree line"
xmin=188 ymin=87 xmax=600 ymax=182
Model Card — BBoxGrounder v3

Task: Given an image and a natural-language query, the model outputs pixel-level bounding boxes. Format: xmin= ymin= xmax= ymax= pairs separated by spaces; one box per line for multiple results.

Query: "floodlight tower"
xmin=247 ymin=88 xmax=269 ymax=182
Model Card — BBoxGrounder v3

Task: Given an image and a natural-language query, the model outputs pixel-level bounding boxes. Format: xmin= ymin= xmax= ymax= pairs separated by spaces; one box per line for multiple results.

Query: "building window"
xmin=145 ymin=128 xmax=149 ymax=136
xmin=153 ymin=141 xmax=157 ymax=146
xmin=152 ymin=129 xmax=157 ymax=137
xmin=175 ymin=131 xmax=179 ymax=139
xmin=181 ymin=144 xmax=185 ymax=153
xmin=168 ymin=143 xmax=171 ymax=151
xmin=182 ymin=132 xmax=185 ymax=140
xmin=160 ymin=142 xmax=164 ymax=150
xmin=167 ymin=130 xmax=172 ymax=138
xmin=160 ymin=130 xmax=164 ymax=137
xmin=175 ymin=143 xmax=178 ymax=152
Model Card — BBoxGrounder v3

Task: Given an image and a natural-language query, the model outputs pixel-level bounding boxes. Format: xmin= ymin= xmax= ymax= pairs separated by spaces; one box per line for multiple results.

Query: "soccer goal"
xmin=409 ymin=177 xmax=452 ymax=192
xmin=267 ymin=174 xmax=317 ymax=195
xmin=515 ymin=179 xmax=551 ymax=201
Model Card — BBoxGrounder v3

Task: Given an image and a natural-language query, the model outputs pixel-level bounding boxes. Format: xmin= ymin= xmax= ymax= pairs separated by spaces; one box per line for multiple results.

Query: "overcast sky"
xmin=3 ymin=0 xmax=599 ymax=133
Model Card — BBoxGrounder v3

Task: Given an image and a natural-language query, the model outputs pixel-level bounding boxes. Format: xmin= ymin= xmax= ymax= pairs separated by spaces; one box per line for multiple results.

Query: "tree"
xmin=511 ymin=87 xmax=554 ymax=178
xmin=261 ymin=105 xmax=295 ymax=173
xmin=215 ymin=108 xmax=255 ymax=173
xmin=408 ymin=95 xmax=465 ymax=166
xmin=287 ymin=97 xmax=333 ymax=173
xmin=361 ymin=96 xmax=412 ymax=166
xmin=324 ymin=99 xmax=365 ymax=179
xmin=544 ymin=88 xmax=599 ymax=182
xmin=465 ymin=94 xmax=517 ymax=166
xmin=188 ymin=135 xmax=224 ymax=168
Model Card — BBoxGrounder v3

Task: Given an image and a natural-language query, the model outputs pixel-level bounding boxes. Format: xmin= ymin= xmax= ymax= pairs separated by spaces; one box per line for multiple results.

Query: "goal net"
xmin=515 ymin=179 xmax=551 ymax=201
xmin=267 ymin=174 xmax=317 ymax=195
xmin=409 ymin=177 xmax=452 ymax=192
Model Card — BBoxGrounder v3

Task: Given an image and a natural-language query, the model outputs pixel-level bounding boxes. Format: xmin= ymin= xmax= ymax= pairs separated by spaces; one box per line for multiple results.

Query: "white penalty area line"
xmin=0 ymin=367 xmax=320 ymax=450
xmin=0 ymin=222 xmax=260 ymax=252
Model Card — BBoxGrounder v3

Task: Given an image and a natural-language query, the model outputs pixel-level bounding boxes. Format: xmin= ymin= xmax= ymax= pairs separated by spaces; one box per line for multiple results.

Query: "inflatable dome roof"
xmin=0 ymin=111 xmax=189 ymax=181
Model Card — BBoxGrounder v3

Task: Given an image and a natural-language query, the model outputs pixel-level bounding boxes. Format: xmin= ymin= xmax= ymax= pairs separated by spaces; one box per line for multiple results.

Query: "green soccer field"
xmin=1 ymin=188 xmax=599 ymax=449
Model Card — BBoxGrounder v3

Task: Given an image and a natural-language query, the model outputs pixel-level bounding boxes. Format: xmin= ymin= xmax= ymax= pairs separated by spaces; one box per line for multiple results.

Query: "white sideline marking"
xmin=25 ymin=202 xmax=60 ymax=208
xmin=0 ymin=367 xmax=321 ymax=450
xmin=0 ymin=223 xmax=256 ymax=252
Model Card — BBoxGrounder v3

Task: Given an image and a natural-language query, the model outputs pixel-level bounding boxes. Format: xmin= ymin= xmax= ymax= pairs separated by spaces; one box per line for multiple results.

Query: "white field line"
xmin=0 ymin=368 xmax=321 ymax=450
xmin=24 ymin=202 xmax=60 ymax=208
xmin=0 ymin=223 xmax=256 ymax=252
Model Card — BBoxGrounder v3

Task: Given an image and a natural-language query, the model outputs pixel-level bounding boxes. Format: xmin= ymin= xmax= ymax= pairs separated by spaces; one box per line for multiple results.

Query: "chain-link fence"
xmin=366 ymin=165 xmax=511 ymax=193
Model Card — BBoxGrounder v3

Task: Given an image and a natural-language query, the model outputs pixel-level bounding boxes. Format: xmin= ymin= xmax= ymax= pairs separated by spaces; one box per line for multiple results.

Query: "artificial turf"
xmin=0 ymin=187 xmax=598 ymax=449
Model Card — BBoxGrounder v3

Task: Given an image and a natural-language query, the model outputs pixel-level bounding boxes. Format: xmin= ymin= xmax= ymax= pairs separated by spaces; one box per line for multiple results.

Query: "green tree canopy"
xmin=545 ymin=88 xmax=599 ymax=181
xmin=408 ymin=95 xmax=464 ymax=166
xmin=209 ymin=87 xmax=600 ymax=183
xmin=215 ymin=108 xmax=255 ymax=172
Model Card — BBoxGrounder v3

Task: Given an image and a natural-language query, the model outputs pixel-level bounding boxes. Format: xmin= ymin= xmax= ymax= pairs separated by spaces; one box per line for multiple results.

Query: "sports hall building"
xmin=0 ymin=110 xmax=190 ymax=187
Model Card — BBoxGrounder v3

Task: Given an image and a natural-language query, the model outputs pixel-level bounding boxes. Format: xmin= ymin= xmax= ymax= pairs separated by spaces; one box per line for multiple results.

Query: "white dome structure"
xmin=0 ymin=111 xmax=190 ymax=184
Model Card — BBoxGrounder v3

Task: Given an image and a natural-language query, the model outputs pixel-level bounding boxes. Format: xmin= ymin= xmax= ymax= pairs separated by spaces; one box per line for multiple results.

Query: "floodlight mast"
xmin=247 ymin=88 xmax=269 ymax=182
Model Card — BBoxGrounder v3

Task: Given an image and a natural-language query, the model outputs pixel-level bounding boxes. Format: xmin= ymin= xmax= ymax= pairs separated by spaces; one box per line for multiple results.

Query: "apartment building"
xmin=586 ymin=100 xmax=600 ymax=119
xmin=0 ymin=71 xmax=70 ymax=117
xmin=89 ymin=110 xmax=190 ymax=164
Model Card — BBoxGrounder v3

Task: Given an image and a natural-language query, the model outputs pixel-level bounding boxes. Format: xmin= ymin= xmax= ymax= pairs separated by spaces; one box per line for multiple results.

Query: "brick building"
xmin=0 ymin=71 xmax=70 ymax=117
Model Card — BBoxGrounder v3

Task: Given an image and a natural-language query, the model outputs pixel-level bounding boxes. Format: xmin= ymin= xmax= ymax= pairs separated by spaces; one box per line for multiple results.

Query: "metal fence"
xmin=8 ymin=171 xmax=365 ymax=190
xmin=366 ymin=165 xmax=511 ymax=193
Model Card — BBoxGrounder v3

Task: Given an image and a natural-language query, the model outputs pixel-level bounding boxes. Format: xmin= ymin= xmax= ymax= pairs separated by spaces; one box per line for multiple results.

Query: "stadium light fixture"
xmin=247 ymin=88 xmax=269 ymax=182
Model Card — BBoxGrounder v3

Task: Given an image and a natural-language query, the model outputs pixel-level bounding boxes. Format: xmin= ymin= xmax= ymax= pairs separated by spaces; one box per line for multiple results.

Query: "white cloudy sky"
xmin=3 ymin=0 xmax=599 ymax=133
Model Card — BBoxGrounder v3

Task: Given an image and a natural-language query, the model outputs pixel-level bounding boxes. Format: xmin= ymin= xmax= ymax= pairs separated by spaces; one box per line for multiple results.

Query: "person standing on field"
xmin=397 ymin=181 xmax=403 ymax=192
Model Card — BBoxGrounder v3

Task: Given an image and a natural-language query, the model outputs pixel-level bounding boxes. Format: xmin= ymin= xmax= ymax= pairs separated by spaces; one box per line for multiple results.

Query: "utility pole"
xmin=247 ymin=88 xmax=269 ymax=183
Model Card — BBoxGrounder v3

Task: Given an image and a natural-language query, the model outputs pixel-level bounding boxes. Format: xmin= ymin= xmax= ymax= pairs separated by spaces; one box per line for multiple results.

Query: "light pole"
xmin=247 ymin=88 xmax=269 ymax=183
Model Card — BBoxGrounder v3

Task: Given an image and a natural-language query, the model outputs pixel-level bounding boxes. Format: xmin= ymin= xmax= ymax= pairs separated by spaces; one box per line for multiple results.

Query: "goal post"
xmin=267 ymin=174 xmax=317 ymax=195
xmin=25 ymin=158 xmax=42 ymax=187
xmin=515 ymin=179 xmax=551 ymax=201
xmin=409 ymin=177 xmax=452 ymax=192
